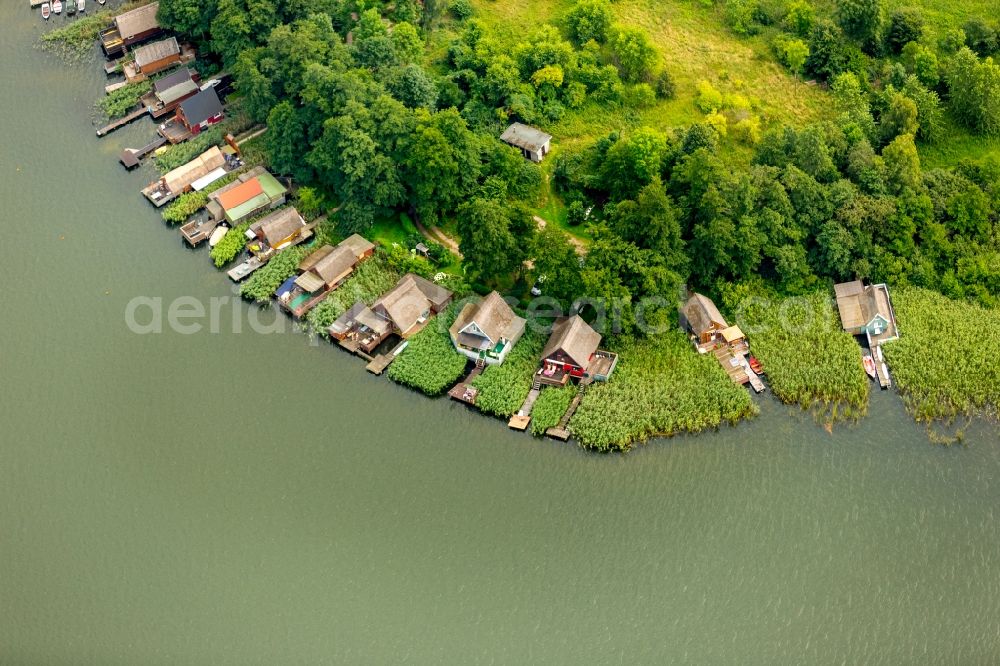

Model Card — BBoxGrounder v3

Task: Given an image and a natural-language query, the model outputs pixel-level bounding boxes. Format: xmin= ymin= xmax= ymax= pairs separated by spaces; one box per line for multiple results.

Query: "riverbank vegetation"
xmin=883 ymin=287 xmax=1000 ymax=422
xmin=161 ymin=191 xmax=209 ymax=224
xmin=39 ymin=8 xmax=117 ymax=59
xmin=98 ymin=80 xmax=150 ymax=119
xmin=387 ymin=308 xmax=468 ymax=396
xmin=209 ymin=219 xmax=254 ymax=268
xmin=471 ymin=331 xmax=545 ymax=418
xmin=724 ymin=286 xmax=870 ymax=422
xmin=569 ymin=332 xmax=759 ymax=451
xmin=239 ymin=244 xmax=315 ymax=304
xmin=530 ymin=386 xmax=576 ymax=436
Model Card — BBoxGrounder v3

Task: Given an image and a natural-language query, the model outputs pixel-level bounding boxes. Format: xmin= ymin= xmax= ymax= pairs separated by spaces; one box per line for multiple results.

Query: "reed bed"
xmin=239 ymin=245 xmax=313 ymax=304
xmin=387 ymin=307 xmax=468 ymax=396
xmin=569 ymin=331 xmax=758 ymax=452
xmin=530 ymin=386 xmax=576 ymax=436
xmin=471 ymin=331 xmax=544 ymax=418
xmin=883 ymin=288 xmax=1000 ymax=422
xmin=734 ymin=291 xmax=869 ymax=423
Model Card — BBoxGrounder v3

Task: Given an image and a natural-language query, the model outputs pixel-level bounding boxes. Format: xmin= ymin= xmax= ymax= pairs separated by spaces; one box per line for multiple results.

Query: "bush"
xmin=610 ymin=26 xmax=657 ymax=82
xmin=654 ymin=70 xmax=676 ymax=99
xmin=887 ymin=8 xmax=924 ymax=53
xmin=725 ymin=0 xmax=759 ymax=36
xmin=695 ymin=80 xmax=725 ymax=113
xmin=783 ymin=0 xmax=815 ymax=37
xmin=963 ymin=19 xmax=998 ymax=57
xmin=161 ymin=191 xmax=209 ymax=224
xmin=387 ymin=307 xmax=469 ymax=395
xmin=624 ymin=83 xmax=656 ymax=108
xmin=450 ymin=0 xmax=473 ymax=20
xmin=774 ymin=36 xmax=810 ymax=76
xmin=567 ymin=200 xmax=588 ymax=226
xmin=566 ymin=0 xmax=614 ymax=45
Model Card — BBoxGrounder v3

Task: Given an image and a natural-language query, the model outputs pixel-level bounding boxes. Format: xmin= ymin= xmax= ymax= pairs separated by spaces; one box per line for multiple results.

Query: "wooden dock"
xmin=97 ymin=106 xmax=148 ymax=137
xmin=545 ymin=383 xmax=588 ymax=441
xmin=745 ymin=367 xmax=765 ymax=393
xmin=226 ymin=256 xmax=264 ymax=282
xmin=120 ymin=136 xmax=167 ymax=169
xmin=365 ymin=354 xmax=394 ymax=375
xmin=507 ymin=387 xmax=541 ymax=431
xmin=874 ymin=357 xmax=891 ymax=389
xmin=447 ymin=365 xmax=484 ymax=406
xmin=180 ymin=217 xmax=222 ymax=246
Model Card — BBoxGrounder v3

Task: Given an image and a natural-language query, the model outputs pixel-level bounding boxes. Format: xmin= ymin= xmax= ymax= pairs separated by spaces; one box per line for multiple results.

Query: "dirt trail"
xmin=414 ymin=217 xmax=462 ymax=259
xmin=533 ymin=215 xmax=587 ymax=255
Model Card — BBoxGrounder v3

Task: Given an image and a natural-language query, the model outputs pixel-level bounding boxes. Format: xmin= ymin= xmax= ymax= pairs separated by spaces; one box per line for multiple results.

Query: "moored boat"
xmin=52 ymin=0 xmax=61 ymax=13
xmin=78 ymin=0 xmax=85 ymax=11
xmin=41 ymin=2 xmax=51 ymax=18
xmin=862 ymin=355 xmax=877 ymax=379
xmin=208 ymin=225 xmax=229 ymax=247
xmin=748 ymin=355 xmax=763 ymax=375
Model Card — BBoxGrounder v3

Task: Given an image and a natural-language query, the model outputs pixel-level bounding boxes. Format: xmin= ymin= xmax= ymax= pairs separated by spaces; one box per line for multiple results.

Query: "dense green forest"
xmin=154 ymin=0 xmax=998 ymax=328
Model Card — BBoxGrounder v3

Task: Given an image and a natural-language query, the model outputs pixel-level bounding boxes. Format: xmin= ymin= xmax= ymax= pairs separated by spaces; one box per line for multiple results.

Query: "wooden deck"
xmin=180 ymin=217 xmax=222 ymax=246
xmin=365 ymin=354 xmax=394 ymax=375
xmin=120 ymin=136 xmax=167 ymax=169
xmin=96 ymin=106 xmax=147 ymax=137
xmin=713 ymin=345 xmax=749 ymax=385
xmin=507 ymin=387 xmax=541 ymax=430
xmin=874 ymin=355 xmax=891 ymax=389
xmin=448 ymin=365 xmax=484 ymax=406
xmin=226 ymin=256 xmax=264 ymax=282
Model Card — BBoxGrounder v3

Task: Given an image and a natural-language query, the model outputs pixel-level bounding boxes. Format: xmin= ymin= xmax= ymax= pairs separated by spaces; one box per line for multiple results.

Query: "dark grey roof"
xmin=180 ymin=87 xmax=223 ymax=126
xmin=153 ymin=67 xmax=194 ymax=94
xmin=500 ymin=122 xmax=552 ymax=152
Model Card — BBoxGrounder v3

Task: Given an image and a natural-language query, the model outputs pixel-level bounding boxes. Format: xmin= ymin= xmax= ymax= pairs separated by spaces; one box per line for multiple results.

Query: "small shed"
xmin=151 ymin=67 xmax=198 ymax=105
xmin=500 ymin=122 xmax=552 ymax=162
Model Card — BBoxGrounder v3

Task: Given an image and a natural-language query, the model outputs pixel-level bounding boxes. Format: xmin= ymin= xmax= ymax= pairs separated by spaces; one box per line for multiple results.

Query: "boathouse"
xmin=176 ymin=87 xmax=224 ymax=135
xmin=142 ymin=67 xmax=199 ymax=118
xmin=834 ymin=280 xmax=899 ymax=345
xmin=125 ymin=37 xmax=181 ymax=81
xmin=500 ymin=122 xmax=552 ymax=162
xmin=100 ymin=2 xmax=163 ymax=57
xmin=328 ymin=301 xmax=394 ymax=354
xmin=448 ymin=291 xmax=526 ymax=365
xmin=373 ymin=274 xmax=454 ymax=338
xmin=141 ymin=145 xmax=226 ymax=206
xmin=248 ymin=207 xmax=309 ymax=259
xmin=207 ymin=169 xmax=287 ymax=225
xmin=277 ymin=235 xmax=375 ymax=318
xmin=538 ymin=315 xmax=617 ymax=386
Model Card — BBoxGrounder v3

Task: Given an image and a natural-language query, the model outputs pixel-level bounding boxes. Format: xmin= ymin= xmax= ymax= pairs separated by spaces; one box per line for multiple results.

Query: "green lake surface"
xmin=2 ymin=9 xmax=999 ymax=664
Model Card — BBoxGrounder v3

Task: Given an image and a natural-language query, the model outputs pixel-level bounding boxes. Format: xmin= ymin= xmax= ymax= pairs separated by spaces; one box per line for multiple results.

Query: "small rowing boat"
xmin=41 ymin=2 xmax=51 ymax=18
xmin=52 ymin=0 xmax=62 ymax=13
xmin=862 ymin=355 xmax=877 ymax=379
xmin=78 ymin=0 xmax=85 ymax=11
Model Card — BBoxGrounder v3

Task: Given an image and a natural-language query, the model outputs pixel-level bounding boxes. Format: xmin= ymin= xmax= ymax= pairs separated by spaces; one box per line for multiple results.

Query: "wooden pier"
xmin=507 ymin=387 xmax=540 ymax=431
xmin=96 ymin=106 xmax=148 ymax=137
xmin=180 ymin=217 xmax=222 ymax=246
xmin=874 ymin=354 xmax=891 ymax=389
xmin=545 ymin=383 xmax=588 ymax=441
xmin=447 ymin=364 xmax=484 ymax=406
xmin=365 ymin=340 xmax=408 ymax=375
xmin=120 ymin=136 xmax=167 ymax=169
xmin=226 ymin=256 xmax=264 ymax=282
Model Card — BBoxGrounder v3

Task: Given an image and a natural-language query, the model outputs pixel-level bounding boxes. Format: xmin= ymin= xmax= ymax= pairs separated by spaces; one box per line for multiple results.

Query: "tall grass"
xmin=883 ymin=287 xmax=1000 ymax=422
xmin=472 ymin=331 xmax=545 ymax=418
xmin=387 ymin=306 xmax=469 ymax=396
xmin=531 ymin=385 xmax=576 ymax=436
xmin=569 ymin=331 xmax=758 ymax=451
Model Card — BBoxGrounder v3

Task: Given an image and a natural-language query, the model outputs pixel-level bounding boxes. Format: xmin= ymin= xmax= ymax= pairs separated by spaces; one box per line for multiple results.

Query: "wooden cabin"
xmin=500 ymin=122 xmax=552 ymax=162
xmin=141 ymin=67 xmax=199 ymax=118
xmin=176 ymin=87 xmax=224 ymax=135
xmin=834 ymin=280 xmax=899 ymax=345
xmin=448 ymin=291 xmax=526 ymax=365
xmin=100 ymin=2 xmax=163 ymax=58
xmin=276 ymin=235 xmax=375 ymax=318
xmin=681 ymin=293 xmax=731 ymax=348
xmin=537 ymin=315 xmax=617 ymax=386
xmin=207 ymin=169 xmax=287 ymax=225
xmin=125 ymin=37 xmax=181 ymax=81
xmin=247 ymin=208 xmax=309 ymax=260
xmin=141 ymin=145 xmax=226 ymax=207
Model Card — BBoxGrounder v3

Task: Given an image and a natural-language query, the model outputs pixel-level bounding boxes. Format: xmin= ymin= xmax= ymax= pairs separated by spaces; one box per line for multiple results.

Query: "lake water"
xmin=2 ymin=8 xmax=999 ymax=664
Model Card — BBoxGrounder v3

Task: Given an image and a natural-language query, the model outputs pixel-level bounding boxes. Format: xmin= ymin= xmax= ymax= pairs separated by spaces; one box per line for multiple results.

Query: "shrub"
xmin=775 ymin=36 xmax=810 ymax=76
xmin=566 ymin=200 xmax=588 ymax=226
xmin=387 ymin=307 xmax=469 ymax=395
xmin=566 ymin=0 xmax=614 ymax=45
xmin=624 ymin=83 xmax=656 ymax=107
xmin=887 ymin=8 xmax=924 ymax=53
xmin=654 ymin=70 xmax=677 ymax=99
xmin=783 ymin=0 xmax=815 ymax=37
xmin=611 ymin=26 xmax=657 ymax=82
xmin=963 ymin=19 xmax=998 ymax=57
xmin=695 ymin=80 xmax=725 ymax=113
xmin=725 ymin=0 xmax=759 ymax=36
xmin=450 ymin=0 xmax=473 ymax=20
